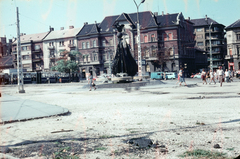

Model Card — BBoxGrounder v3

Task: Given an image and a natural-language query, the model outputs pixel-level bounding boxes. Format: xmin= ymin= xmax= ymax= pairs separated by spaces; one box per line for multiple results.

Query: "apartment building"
xmin=190 ymin=16 xmax=226 ymax=70
xmin=77 ymin=11 xmax=196 ymax=78
xmin=12 ymin=31 xmax=51 ymax=72
xmin=42 ymin=26 xmax=82 ymax=71
xmin=225 ymin=19 xmax=240 ymax=71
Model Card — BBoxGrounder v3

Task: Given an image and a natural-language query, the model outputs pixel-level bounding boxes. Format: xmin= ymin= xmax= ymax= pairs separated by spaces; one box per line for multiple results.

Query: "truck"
xmin=150 ymin=72 xmax=164 ymax=80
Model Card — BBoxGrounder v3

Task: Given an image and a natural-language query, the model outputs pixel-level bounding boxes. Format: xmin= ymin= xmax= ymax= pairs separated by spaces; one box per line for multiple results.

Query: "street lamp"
xmin=207 ymin=21 xmax=213 ymax=72
xmin=133 ymin=0 xmax=145 ymax=80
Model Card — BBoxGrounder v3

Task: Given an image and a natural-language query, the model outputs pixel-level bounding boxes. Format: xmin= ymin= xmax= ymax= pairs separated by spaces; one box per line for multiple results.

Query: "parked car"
xmin=165 ymin=72 xmax=177 ymax=79
xmin=193 ymin=73 xmax=201 ymax=78
xmin=150 ymin=72 xmax=164 ymax=80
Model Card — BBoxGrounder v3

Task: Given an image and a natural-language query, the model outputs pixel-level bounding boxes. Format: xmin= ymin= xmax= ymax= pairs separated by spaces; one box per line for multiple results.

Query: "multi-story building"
xmin=42 ymin=26 xmax=82 ymax=71
xmin=190 ymin=16 xmax=226 ymax=70
xmin=12 ymin=31 xmax=51 ymax=72
xmin=77 ymin=11 xmax=196 ymax=78
xmin=225 ymin=19 xmax=240 ymax=71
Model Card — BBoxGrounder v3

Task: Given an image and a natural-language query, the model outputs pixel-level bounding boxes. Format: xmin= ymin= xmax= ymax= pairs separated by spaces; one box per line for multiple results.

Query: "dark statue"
xmin=111 ymin=22 xmax=138 ymax=76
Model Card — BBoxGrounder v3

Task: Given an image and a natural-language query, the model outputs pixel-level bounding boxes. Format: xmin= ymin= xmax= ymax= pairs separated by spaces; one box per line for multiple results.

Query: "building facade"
xmin=190 ymin=16 xmax=226 ymax=70
xmin=77 ymin=11 xmax=196 ymax=78
xmin=42 ymin=26 xmax=82 ymax=71
xmin=225 ymin=19 xmax=240 ymax=71
xmin=12 ymin=31 xmax=51 ymax=72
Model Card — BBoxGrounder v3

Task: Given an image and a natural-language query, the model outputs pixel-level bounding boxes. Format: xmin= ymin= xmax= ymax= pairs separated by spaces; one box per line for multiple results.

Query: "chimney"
xmin=60 ymin=27 xmax=64 ymax=30
xmin=84 ymin=22 xmax=88 ymax=25
xmin=162 ymin=11 xmax=164 ymax=16
xmin=205 ymin=15 xmax=208 ymax=20
xmin=49 ymin=26 xmax=54 ymax=31
xmin=188 ymin=17 xmax=190 ymax=20
xmin=154 ymin=12 xmax=158 ymax=16
xmin=69 ymin=25 xmax=74 ymax=29
xmin=167 ymin=13 xmax=169 ymax=15
xmin=20 ymin=33 xmax=24 ymax=36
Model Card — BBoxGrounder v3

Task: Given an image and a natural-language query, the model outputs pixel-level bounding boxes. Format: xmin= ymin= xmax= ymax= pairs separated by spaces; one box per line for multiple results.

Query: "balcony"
xmin=225 ymin=55 xmax=233 ymax=60
xmin=32 ymin=57 xmax=43 ymax=62
xmin=49 ymin=55 xmax=55 ymax=60
xmin=207 ymin=58 xmax=222 ymax=61
xmin=32 ymin=48 xmax=42 ymax=53
xmin=68 ymin=43 xmax=76 ymax=48
xmin=48 ymin=46 xmax=55 ymax=50
xmin=12 ymin=50 xmax=17 ymax=54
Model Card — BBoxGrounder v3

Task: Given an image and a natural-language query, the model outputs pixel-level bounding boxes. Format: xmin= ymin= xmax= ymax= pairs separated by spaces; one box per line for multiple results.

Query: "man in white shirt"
xmin=217 ymin=66 xmax=224 ymax=87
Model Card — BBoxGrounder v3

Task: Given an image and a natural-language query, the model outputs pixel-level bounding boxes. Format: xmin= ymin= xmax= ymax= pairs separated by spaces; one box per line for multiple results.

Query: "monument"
xmin=111 ymin=22 xmax=138 ymax=82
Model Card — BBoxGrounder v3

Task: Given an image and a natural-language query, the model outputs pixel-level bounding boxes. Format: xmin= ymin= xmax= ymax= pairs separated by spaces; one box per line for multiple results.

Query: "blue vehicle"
xmin=150 ymin=72 xmax=164 ymax=80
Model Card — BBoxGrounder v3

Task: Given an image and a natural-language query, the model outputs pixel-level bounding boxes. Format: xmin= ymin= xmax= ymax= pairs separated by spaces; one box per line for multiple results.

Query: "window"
xmin=59 ymin=41 xmax=64 ymax=46
xmin=93 ymin=54 xmax=98 ymax=61
xmin=49 ymin=42 xmax=54 ymax=46
xmin=229 ymin=48 xmax=232 ymax=56
xmin=86 ymin=42 xmax=90 ymax=48
xmin=103 ymin=54 xmax=106 ymax=61
xmin=151 ymin=34 xmax=155 ymax=42
xmin=197 ymin=42 xmax=204 ymax=46
xmin=144 ymin=35 xmax=148 ymax=43
xmin=196 ymin=28 xmax=203 ymax=32
xmin=109 ymin=39 xmax=113 ymax=46
xmin=213 ymin=27 xmax=220 ymax=32
xmin=23 ymin=64 xmax=30 ymax=68
xmin=93 ymin=40 xmax=97 ymax=47
xmin=197 ymin=35 xmax=203 ymax=39
xmin=22 ymin=55 xmax=29 ymax=59
xmin=237 ymin=34 xmax=240 ymax=41
xmin=88 ymin=55 xmax=91 ymax=62
xmin=82 ymin=42 xmax=85 ymax=49
xmin=212 ymin=41 xmax=221 ymax=45
xmin=169 ymin=48 xmax=174 ymax=56
xmin=35 ymin=45 xmax=40 ymax=50
xmin=22 ymin=46 xmax=28 ymax=51
xmin=102 ymin=40 xmax=106 ymax=46
xmin=163 ymin=33 xmax=173 ymax=41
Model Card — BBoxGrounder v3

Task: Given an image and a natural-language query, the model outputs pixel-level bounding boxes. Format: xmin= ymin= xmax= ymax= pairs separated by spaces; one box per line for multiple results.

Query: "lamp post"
xmin=133 ymin=0 xmax=145 ymax=80
xmin=208 ymin=22 xmax=213 ymax=72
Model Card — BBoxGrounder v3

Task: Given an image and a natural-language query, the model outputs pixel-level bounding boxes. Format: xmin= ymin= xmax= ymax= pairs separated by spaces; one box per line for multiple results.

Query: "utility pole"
xmin=16 ymin=7 xmax=25 ymax=93
xmin=108 ymin=48 xmax=111 ymax=75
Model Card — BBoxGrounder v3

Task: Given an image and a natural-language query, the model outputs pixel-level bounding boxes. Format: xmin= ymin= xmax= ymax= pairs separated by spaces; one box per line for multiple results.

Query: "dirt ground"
xmin=1 ymin=80 xmax=240 ymax=159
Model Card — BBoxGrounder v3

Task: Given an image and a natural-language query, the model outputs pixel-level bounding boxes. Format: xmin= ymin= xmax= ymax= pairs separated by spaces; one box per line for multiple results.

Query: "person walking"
xmin=201 ymin=69 xmax=207 ymax=84
xmin=225 ymin=69 xmax=230 ymax=83
xmin=217 ymin=66 xmax=224 ymax=87
xmin=179 ymin=68 xmax=187 ymax=86
xmin=176 ymin=73 xmax=180 ymax=85
xmin=88 ymin=74 xmax=96 ymax=91
xmin=209 ymin=69 xmax=216 ymax=84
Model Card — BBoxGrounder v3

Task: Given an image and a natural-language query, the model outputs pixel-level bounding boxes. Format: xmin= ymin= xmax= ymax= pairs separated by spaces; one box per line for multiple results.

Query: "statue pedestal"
xmin=111 ymin=73 xmax=133 ymax=83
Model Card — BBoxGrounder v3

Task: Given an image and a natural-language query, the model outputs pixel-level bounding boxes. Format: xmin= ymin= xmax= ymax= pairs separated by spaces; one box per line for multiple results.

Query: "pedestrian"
xmin=179 ymin=68 xmax=187 ymax=86
xmin=214 ymin=70 xmax=217 ymax=81
xmin=201 ymin=69 xmax=207 ymax=84
xmin=225 ymin=69 xmax=230 ymax=83
xmin=206 ymin=71 xmax=210 ymax=83
xmin=217 ymin=66 xmax=224 ymax=87
xmin=88 ymin=74 xmax=96 ymax=91
xmin=209 ymin=70 xmax=216 ymax=84
xmin=176 ymin=73 xmax=180 ymax=85
xmin=163 ymin=72 xmax=166 ymax=80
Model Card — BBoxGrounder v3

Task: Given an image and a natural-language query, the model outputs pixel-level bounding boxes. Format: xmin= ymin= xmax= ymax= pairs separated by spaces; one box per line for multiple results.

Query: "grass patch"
xmin=95 ymin=147 xmax=107 ymax=151
xmin=225 ymin=137 xmax=230 ymax=139
xmin=137 ymin=123 xmax=142 ymax=125
xmin=99 ymin=135 xmax=116 ymax=139
xmin=170 ymin=122 xmax=174 ymax=124
xmin=130 ymin=131 xmax=139 ymax=134
xmin=196 ymin=121 xmax=205 ymax=125
xmin=179 ymin=149 xmax=228 ymax=158
xmin=226 ymin=147 xmax=234 ymax=151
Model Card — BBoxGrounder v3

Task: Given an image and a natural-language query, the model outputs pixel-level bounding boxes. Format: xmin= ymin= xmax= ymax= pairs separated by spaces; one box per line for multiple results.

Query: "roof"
xmin=77 ymin=23 xmax=100 ymax=36
xmin=190 ymin=18 xmax=223 ymax=27
xmin=98 ymin=15 xmax=119 ymax=33
xmin=127 ymin=11 xmax=158 ymax=28
xmin=225 ymin=19 xmax=240 ymax=30
xmin=0 ymin=55 xmax=13 ymax=68
xmin=44 ymin=27 xmax=82 ymax=41
xmin=156 ymin=13 xmax=179 ymax=27
xmin=13 ymin=31 xmax=50 ymax=44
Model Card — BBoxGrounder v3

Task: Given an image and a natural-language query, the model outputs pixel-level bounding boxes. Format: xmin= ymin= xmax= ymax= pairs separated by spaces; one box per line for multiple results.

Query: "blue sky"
xmin=0 ymin=0 xmax=240 ymax=40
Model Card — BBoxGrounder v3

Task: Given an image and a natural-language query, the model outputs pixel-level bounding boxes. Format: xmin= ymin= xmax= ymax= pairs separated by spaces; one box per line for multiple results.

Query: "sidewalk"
xmin=0 ymin=94 xmax=69 ymax=124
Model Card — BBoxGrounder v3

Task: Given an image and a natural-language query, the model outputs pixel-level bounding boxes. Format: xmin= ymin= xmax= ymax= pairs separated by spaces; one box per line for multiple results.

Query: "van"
xmin=150 ymin=72 xmax=164 ymax=80
xmin=165 ymin=72 xmax=177 ymax=79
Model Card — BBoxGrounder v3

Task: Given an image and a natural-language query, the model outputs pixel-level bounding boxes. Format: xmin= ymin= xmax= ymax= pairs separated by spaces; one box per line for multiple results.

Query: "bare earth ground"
xmin=1 ymin=79 xmax=240 ymax=159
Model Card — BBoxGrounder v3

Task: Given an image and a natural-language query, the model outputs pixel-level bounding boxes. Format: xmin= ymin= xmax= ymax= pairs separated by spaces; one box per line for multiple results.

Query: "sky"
xmin=0 ymin=0 xmax=240 ymax=41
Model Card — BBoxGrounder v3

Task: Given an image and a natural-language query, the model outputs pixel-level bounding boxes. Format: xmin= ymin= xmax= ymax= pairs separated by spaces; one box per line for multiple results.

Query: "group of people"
xmin=201 ymin=66 xmax=233 ymax=87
